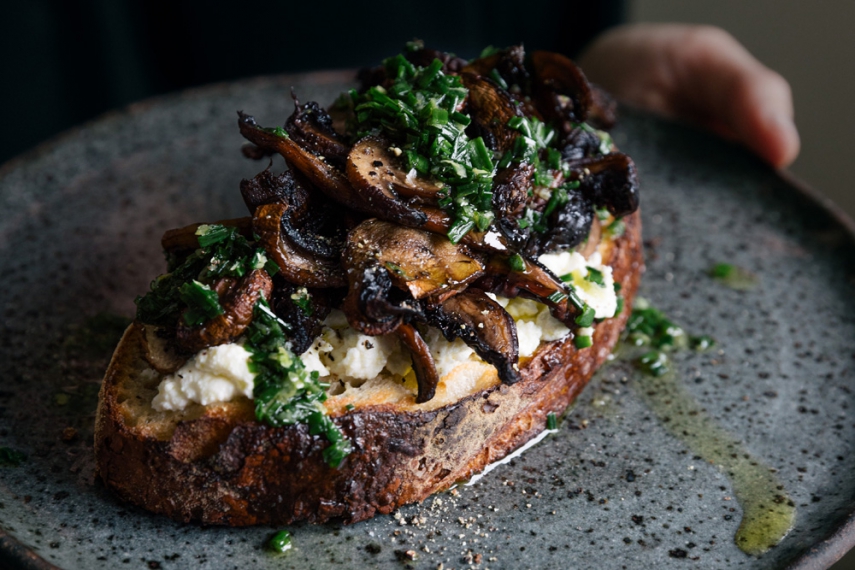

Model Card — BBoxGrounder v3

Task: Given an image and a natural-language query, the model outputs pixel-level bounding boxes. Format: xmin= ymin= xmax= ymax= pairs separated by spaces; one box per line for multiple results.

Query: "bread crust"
xmin=94 ymin=211 xmax=642 ymax=526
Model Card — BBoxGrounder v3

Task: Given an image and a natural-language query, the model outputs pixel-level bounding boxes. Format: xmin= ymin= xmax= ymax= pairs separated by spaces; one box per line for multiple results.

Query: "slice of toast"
xmin=94 ymin=211 xmax=642 ymax=526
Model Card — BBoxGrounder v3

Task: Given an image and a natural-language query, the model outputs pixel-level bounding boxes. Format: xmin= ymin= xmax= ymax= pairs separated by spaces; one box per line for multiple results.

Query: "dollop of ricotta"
xmin=152 ymin=343 xmax=256 ymax=411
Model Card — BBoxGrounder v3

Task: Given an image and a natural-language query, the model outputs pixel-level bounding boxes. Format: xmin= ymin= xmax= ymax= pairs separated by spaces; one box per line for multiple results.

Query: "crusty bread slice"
xmin=94 ymin=211 xmax=642 ymax=526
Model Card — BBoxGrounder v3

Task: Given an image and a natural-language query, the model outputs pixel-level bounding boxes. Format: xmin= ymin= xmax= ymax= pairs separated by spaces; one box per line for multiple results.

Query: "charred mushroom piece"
xmin=347 ymin=219 xmax=485 ymax=301
xmin=462 ymin=45 xmax=530 ymax=93
xmin=242 ymin=169 xmax=345 ymax=261
xmin=461 ymin=73 xmax=524 ymax=154
xmin=238 ymin=112 xmax=366 ymax=212
xmin=344 ymin=137 xmax=430 ymax=227
xmin=477 ymin=255 xmax=581 ymax=327
xmin=570 ymin=153 xmax=639 ymax=218
xmin=253 ymin=203 xmax=346 ymax=288
xmin=285 ymin=97 xmax=350 ymax=169
xmin=492 ymin=162 xmax=535 ymax=248
xmin=530 ymin=51 xmax=593 ymax=123
xmin=342 ymin=264 xmax=417 ymax=336
xmin=174 ymin=270 xmax=273 ymax=354
xmin=558 ymin=125 xmax=605 ymax=161
xmin=269 ymin=278 xmax=334 ymax=355
xmin=139 ymin=323 xmax=189 ymax=374
xmin=395 ymin=323 xmax=440 ymax=403
xmin=424 ymin=289 xmax=520 ymax=385
xmin=534 ymin=191 xmax=596 ymax=254
xmin=161 ymin=218 xmax=253 ymax=255
xmin=348 ymin=136 xmax=444 ymax=205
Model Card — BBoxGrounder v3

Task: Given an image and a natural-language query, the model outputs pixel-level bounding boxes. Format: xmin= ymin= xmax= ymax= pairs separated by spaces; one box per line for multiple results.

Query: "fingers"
xmin=578 ymin=24 xmax=800 ymax=168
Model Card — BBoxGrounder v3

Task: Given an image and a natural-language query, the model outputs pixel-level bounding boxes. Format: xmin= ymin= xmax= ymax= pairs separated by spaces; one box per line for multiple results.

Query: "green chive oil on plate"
xmin=617 ymin=302 xmax=796 ymax=556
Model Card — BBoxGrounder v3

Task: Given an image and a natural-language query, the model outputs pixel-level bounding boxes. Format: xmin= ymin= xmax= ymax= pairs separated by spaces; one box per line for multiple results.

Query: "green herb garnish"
xmin=574 ymin=335 xmax=593 ymax=349
xmin=248 ymin=300 xmax=352 ymax=467
xmin=290 ymin=288 xmax=314 ymax=316
xmin=586 ymin=267 xmax=605 ymax=287
xmin=638 ymin=350 xmax=669 ymax=376
xmin=575 ymin=305 xmax=596 ymax=328
xmin=508 ymin=253 xmax=526 ymax=272
xmin=135 ymin=225 xmax=270 ymax=327
xmin=267 ymin=530 xmax=293 ymax=553
xmin=709 ymin=263 xmax=758 ymax=291
xmin=350 ymin=55 xmax=494 ymax=244
xmin=546 ymin=412 xmax=558 ymax=430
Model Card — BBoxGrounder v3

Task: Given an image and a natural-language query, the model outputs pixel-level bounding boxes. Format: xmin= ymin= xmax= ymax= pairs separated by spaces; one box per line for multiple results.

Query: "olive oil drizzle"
xmin=619 ymin=301 xmax=795 ymax=556
xmin=636 ymin=370 xmax=795 ymax=556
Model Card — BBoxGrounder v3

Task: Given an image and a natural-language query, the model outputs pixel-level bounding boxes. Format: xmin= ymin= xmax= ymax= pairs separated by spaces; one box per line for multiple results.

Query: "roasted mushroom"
xmin=174 ymin=269 xmax=273 ymax=354
xmin=476 ymin=255 xmax=582 ymax=327
xmin=530 ymin=50 xmax=593 ymax=124
xmin=341 ymin=219 xmax=485 ymax=335
xmin=570 ymin=153 xmax=639 ymax=218
xmin=347 ymin=135 xmax=444 ymax=205
xmin=396 ymin=323 xmax=440 ymax=403
xmin=161 ymin=218 xmax=254 ymax=256
xmin=242 ymin=169 xmax=345 ymax=261
xmin=424 ymin=289 xmax=520 ymax=385
xmin=238 ymin=112 xmax=365 ymax=212
xmin=461 ymin=73 xmax=524 ymax=154
xmin=269 ymin=278 xmax=334 ymax=355
xmin=285 ymin=97 xmax=350 ymax=169
xmin=253 ymin=202 xmax=347 ymax=288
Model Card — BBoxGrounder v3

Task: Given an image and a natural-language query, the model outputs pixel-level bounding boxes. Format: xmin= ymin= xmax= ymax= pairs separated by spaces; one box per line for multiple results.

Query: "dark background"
xmin=0 ymin=0 xmax=624 ymax=165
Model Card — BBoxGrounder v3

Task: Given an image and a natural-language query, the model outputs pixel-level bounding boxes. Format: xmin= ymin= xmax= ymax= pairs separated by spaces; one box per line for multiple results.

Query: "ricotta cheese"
xmin=152 ymin=343 xmax=256 ymax=411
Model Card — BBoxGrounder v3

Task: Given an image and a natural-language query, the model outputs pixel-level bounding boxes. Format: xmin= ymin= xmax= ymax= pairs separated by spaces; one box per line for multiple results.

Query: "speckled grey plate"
xmin=1 ymin=71 xmax=854 ymax=570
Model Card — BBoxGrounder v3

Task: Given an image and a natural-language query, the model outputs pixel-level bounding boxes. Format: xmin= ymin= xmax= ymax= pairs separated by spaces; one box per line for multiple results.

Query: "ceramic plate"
xmin=1 ymin=72 xmax=854 ymax=570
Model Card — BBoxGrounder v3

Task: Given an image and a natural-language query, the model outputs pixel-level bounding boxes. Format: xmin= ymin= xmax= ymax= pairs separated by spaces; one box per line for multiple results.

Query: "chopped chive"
xmin=690 ymin=335 xmax=715 ymax=351
xmin=508 ymin=253 xmax=526 ymax=272
xmin=547 ymin=290 xmax=568 ymax=304
xmin=546 ymin=412 xmax=558 ymax=430
xmin=574 ymin=335 xmax=593 ymax=349
xmin=575 ymin=305 xmax=596 ymax=328
xmin=586 ymin=267 xmax=605 ymax=287
xmin=560 ymin=273 xmax=574 ymax=283
xmin=345 ymin=403 xmax=355 ymax=411
xmin=638 ymin=350 xmax=669 ymax=376
xmin=179 ymin=281 xmax=224 ymax=326
xmin=267 ymin=530 xmax=292 ymax=553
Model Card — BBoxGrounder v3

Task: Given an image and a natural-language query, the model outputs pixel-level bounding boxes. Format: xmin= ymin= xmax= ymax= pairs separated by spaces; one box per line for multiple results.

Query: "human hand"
xmin=578 ymin=24 xmax=800 ymax=168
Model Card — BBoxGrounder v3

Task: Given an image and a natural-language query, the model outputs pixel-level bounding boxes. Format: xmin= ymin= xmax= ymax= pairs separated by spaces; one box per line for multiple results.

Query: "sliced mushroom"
xmin=557 ymin=125 xmax=605 ymax=161
xmin=476 ymin=255 xmax=581 ymax=327
xmin=347 ymin=135 xmax=444 ymax=204
xmin=285 ymin=96 xmax=350 ymax=169
xmin=492 ymin=162 xmax=535 ymax=249
xmin=139 ymin=323 xmax=189 ymax=374
xmin=161 ymin=218 xmax=253 ymax=255
xmin=462 ymin=45 xmax=529 ymax=94
xmin=253 ymin=203 xmax=346 ymax=288
xmin=174 ymin=269 xmax=273 ymax=354
xmin=396 ymin=323 xmax=440 ymax=403
xmin=346 ymin=219 xmax=484 ymax=301
xmin=569 ymin=153 xmax=639 ymax=218
xmin=238 ymin=112 xmax=365 ymax=212
xmin=424 ymin=289 xmax=520 ymax=385
xmin=533 ymin=190 xmax=596 ymax=254
xmin=461 ymin=73 xmax=524 ymax=154
xmin=342 ymin=264 xmax=417 ymax=336
xmin=530 ymin=51 xmax=592 ymax=124
xmin=242 ymin=169 xmax=345 ymax=261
